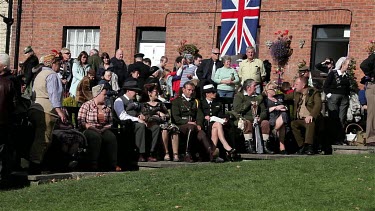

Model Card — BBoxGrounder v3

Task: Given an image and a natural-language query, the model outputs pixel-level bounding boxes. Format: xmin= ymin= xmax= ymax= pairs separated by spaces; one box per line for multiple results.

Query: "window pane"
xmin=85 ymin=30 xmax=93 ymax=43
xmin=316 ymin=27 xmax=350 ymax=39
xmin=65 ymin=28 xmax=100 ymax=58
xmin=94 ymin=31 xmax=100 ymax=45
xmin=141 ymin=31 xmax=166 ymax=41
xmin=313 ymin=41 xmax=349 ymax=70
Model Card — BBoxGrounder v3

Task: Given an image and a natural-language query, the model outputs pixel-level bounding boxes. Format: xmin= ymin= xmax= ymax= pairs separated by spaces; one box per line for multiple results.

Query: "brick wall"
xmin=10 ymin=0 xmax=375 ymax=83
xmin=0 ymin=0 xmax=8 ymax=53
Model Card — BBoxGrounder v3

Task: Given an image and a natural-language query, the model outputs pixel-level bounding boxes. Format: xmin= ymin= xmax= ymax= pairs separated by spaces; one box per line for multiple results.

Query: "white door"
xmin=139 ymin=43 xmax=165 ymax=66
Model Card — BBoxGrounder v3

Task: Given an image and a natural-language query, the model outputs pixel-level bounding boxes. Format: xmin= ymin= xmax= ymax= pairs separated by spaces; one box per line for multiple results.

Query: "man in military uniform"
xmin=171 ymin=81 xmax=220 ymax=162
xmin=233 ymin=79 xmax=272 ymax=154
xmin=201 ymin=84 xmax=236 ymax=160
xmin=286 ymin=76 xmax=322 ymax=155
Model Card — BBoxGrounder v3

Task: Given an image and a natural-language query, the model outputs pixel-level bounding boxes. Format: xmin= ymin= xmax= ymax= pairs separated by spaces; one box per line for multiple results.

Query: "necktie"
xmin=211 ymin=62 xmax=216 ymax=80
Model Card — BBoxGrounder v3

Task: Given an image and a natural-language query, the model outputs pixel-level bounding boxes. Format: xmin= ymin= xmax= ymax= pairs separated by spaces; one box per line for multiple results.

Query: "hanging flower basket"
xmin=177 ymin=40 xmax=200 ymax=56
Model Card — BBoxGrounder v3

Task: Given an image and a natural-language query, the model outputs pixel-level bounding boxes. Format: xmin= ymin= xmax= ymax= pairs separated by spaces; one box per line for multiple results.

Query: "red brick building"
xmin=9 ymin=0 xmax=374 ymax=83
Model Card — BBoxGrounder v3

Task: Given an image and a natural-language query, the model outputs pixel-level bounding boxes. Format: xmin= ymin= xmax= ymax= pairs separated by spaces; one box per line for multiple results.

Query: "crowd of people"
xmin=0 ymin=44 xmax=374 ymax=182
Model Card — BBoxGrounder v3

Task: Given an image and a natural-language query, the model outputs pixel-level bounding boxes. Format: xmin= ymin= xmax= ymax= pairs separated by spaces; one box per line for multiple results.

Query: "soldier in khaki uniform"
xmin=233 ymin=79 xmax=271 ymax=154
xmin=285 ymin=76 xmax=322 ymax=155
xmin=171 ymin=81 xmax=220 ymax=162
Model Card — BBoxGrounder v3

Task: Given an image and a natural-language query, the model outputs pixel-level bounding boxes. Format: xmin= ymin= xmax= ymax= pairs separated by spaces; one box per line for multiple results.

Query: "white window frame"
xmin=65 ymin=28 xmax=100 ymax=58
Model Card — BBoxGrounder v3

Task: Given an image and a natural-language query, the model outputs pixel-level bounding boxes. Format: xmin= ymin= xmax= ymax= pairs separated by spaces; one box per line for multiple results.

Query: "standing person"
xmin=88 ymin=49 xmax=101 ymax=73
xmin=238 ymin=46 xmax=266 ymax=94
xmin=28 ymin=55 xmax=67 ymax=174
xmin=168 ymin=56 xmax=184 ymax=99
xmin=128 ymin=53 xmax=152 ymax=90
xmin=78 ymin=84 xmax=119 ymax=171
xmin=22 ymin=46 xmax=39 ymax=87
xmin=196 ymin=48 xmax=224 ymax=95
xmin=75 ymin=69 xmax=96 ymax=106
xmin=360 ymin=53 xmax=375 ymax=146
xmin=69 ymin=51 xmax=91 ymax=97
xmin=152 ymin=56 xmax=168 ymax=79
xmin=323 ymin=57 xmax=350 ymax=125
xmin=286 ymin=77 xmax=322 ymax=155
xmin=60 ymin=48 xmax=74 ymax=97
xmin=179 ymin=54 xmax=197 ymax=92
xmin=143 ymin=58 xmax=151 ymax=67
xmin=297 ymin=60 xmax=314 ymax=87
xmin=0 ymin=53 xmax=15 ymax=185
xmin=315 ymin=58 xmax=335 ymax=73
xmin=213 ymin=55 xmax=240 ymax=98
xmin=111 ymin=49 xmax=128 ymax=88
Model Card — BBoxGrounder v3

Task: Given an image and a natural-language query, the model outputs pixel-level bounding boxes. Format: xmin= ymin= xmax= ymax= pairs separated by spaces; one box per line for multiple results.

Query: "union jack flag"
xmin=220 ymin=0 xmax=261 ymax=56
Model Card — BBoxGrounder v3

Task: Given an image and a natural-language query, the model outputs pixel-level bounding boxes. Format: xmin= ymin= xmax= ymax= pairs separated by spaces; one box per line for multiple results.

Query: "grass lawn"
xmin=0 ymin=155 xmax=374 ymax=211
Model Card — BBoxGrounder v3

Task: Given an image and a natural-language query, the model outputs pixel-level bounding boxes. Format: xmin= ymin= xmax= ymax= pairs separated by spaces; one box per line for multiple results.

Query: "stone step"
xmin=332 ymin=145 xmax=375 ymax=154
xmin=239 ymin=153 xmax=309 ymax=160
xmin=137 ymin=161 xmax=210 ymax=169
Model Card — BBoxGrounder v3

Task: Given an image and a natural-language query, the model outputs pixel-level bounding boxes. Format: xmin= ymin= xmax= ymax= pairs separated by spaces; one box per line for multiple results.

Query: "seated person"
xmin=141 ymin=83 xmax=180 ymax=162
xmin=285 ymin=77 xmax=322 ymax=155
xmin=201 ymin=84 xmax=236 ymax=160
xmin=114 ymin=80 xmax=158 ymax=162
xmin=233 ymin=79 xmax=272 ymax=154
xmin=264 ymin=82 xmax=289 ymax=154
xmin=171 ymin=81 xmax=220 ymax=162
xmin=98 ymin=70 xmax=112 ymax=86
xmin=77 ymin=84 xmax=119 ymax=171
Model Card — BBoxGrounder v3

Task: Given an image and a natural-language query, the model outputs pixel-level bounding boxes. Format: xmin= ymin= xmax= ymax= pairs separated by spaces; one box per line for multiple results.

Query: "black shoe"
xmin=245 ymin=139 xmax=256 ymax=154
xmin=296 ymin=145 xmax=306 ymax=155
xmin=28 ymin=162 xmax=42 ymax=175
xmin=305 ymin=144 xmax=314 ymax=155
xmin=184 ymin=153 xmax=194 ymax=163
xmin=211 ymin=157 xmax=225 ymax=163
xmin=263 ymin=140 xmax=274 ymax=154
xmin=280 ymin=150 xmax=287 ymax=155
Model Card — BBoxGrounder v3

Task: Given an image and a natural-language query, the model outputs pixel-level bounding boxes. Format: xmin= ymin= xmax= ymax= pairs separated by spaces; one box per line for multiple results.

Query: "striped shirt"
xmin=78 ymin=99 xmax=112 ymax=129
xmin=180 ymin=64 xmax=197 ymax=87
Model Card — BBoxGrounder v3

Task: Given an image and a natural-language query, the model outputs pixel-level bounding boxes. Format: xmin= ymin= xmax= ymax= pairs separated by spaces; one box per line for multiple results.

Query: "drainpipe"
xmin=13 ymin=0 xmax=22 ymax=69
xmin=115 ymin=0 xmax=122 ymax=52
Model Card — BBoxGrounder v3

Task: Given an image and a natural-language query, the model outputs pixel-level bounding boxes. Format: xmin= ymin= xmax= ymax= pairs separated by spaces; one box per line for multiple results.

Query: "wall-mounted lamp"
xmin=266 ymin=40 xmax=273 ymax=49
xmin=299 ymin=40 xmax=305 ymax=48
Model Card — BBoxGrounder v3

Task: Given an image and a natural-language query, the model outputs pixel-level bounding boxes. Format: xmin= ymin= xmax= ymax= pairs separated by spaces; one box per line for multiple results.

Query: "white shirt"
xmin=182 ymin=93 xmax=191 ymax=101
xmin=114 ymin=94 xmax=139 ymax=122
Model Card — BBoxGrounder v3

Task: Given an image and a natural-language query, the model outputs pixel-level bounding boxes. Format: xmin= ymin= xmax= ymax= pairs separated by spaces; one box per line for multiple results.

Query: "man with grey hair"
xmin=233 ymin=79 xmax=272 ymax=154
xmin=0 ymin=53 xmax=15 ymax=184
xmin=238 ymin=46 xmax=266 ymax=94
xmin=196 ymin=48 xmax=224 ymax=98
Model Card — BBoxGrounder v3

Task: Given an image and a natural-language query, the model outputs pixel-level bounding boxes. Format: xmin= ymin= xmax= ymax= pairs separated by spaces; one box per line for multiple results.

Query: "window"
xmin=63 ymin=27 xmax=100 ymax=58
xmin=311 ymin=25 xmax=350 ymax=72
xmin=136 ymin=27 xmax=166 ymax=66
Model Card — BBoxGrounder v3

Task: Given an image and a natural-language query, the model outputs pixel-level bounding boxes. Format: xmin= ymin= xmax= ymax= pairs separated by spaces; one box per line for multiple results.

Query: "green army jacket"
xmin=285 ymin=87 xmax=322 ymax=120
xmin=233 ymin=92 xmax=268 ymax=122
xmin=171 ymin=96 xmax=204 ymax=127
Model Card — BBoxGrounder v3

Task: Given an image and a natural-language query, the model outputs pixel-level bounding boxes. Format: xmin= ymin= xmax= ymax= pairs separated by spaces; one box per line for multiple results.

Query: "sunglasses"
xmin=212 ymin=53 xmax=220 ymax=55
xmin=64 ymin=52 xmax=71 ymax=55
